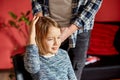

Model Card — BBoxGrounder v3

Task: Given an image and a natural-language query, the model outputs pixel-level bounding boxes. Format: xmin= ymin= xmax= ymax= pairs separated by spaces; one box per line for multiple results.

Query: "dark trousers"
xmin=60 ymin=30 xmax=91 ymax=80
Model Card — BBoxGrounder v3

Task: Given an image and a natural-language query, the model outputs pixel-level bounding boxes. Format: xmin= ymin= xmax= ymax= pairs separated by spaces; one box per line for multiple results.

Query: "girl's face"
xmin=43 ymin=26 xmax=61 ymax=54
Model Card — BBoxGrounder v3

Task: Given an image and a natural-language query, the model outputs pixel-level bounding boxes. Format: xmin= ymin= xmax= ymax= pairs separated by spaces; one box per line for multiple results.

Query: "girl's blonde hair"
xmin=35 ymin=17 xmax=61 ymax=55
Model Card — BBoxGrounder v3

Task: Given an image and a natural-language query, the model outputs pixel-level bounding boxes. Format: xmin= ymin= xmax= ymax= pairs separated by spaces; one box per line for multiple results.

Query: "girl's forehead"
xmin=47 ymin=27 xmax=61 ymax=35
xmin=48 ymin=26 xmax=60 ymax=31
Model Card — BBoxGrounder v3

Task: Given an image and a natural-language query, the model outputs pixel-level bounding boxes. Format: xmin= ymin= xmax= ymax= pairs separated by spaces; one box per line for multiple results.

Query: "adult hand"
xmin=35 ymin=12 xmax=43 ymax=17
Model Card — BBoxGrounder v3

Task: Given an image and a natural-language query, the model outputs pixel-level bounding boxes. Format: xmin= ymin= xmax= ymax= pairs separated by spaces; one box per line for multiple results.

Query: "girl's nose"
xmin=54 ymin=38 xmax=60 ymax=45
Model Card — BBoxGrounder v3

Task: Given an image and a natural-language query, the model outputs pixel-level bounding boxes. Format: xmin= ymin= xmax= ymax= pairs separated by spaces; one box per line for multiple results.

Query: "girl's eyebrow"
xmin=47 ymin=36 xmax=53 ymax=38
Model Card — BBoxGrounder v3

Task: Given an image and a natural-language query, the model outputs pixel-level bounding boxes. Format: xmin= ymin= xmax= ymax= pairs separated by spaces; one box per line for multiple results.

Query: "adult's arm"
xmin=31 ymin=0 xmax=43 ymax=16
xmin=61 ymin=0 xmax=103 ymax=42
xmin=73 ymin=0 xmax=103 ymax=29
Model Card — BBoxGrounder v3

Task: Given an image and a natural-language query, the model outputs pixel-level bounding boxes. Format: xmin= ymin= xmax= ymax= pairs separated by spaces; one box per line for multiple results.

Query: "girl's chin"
xmin=51 ymin=50 xmax=58 ymax=54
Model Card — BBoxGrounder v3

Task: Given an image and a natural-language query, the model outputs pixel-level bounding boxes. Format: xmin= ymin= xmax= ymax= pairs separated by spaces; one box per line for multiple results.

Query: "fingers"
xmin=30 ymin=16 xmax=39 ymax=31
xmin=33 ymin=16 xmax=39 ymax=20
xmin=32 ymin=16 xmax=39 ymax=24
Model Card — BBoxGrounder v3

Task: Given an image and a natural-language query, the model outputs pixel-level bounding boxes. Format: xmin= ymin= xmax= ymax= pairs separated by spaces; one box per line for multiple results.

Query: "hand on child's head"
xmin=33 ymin=16 xmax=39 ymax=24
xmin=30 ymin=16 xmax=39 ymax=31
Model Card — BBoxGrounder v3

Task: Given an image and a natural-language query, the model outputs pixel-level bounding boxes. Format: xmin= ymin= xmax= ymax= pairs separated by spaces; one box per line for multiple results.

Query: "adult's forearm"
xmin=61 ymin=24 xmax=78 ymax=42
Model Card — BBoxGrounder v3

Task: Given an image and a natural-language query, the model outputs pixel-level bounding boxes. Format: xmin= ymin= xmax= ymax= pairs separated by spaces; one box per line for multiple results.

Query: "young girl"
xmin=24 ymin=16 xmax=77 ymax=80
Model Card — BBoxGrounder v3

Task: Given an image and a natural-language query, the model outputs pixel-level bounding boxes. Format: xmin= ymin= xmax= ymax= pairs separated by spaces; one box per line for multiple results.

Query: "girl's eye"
xmin=57 ymin=36 xmax=60 ymax=39
xmin=47 ymin=38 xmax=53 ymax=41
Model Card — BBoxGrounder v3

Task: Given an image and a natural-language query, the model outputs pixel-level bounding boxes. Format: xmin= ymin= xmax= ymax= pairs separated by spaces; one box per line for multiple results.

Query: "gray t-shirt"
xmin=49 ymin=0 xmax=72 ymax=27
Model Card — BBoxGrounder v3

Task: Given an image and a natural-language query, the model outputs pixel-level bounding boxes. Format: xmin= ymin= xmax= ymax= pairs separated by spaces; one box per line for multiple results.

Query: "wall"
xmin=0 ymin=0 xmax=32 ymax=69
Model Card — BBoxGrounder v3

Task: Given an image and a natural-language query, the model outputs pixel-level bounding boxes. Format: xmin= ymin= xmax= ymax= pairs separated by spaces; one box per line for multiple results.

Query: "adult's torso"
xmin=49 ymin=0 xmax=72 ymax=27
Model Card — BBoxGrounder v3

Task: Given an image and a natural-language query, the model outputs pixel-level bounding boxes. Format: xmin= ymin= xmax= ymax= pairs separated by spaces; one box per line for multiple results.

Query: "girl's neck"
xmin=43 ymin=53 xmax=56 ymax=58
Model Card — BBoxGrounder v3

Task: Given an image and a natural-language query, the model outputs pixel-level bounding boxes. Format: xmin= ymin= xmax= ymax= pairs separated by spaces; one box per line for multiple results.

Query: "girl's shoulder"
xmin=58 ymin=48 xmax=67 ymax=53
xmin=58 ymin=49 xmax=68 ymax=56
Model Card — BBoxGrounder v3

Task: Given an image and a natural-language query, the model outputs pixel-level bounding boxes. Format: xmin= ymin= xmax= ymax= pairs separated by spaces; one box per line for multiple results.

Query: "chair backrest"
xmin=12 ymin=54 xmax=32 ymax=80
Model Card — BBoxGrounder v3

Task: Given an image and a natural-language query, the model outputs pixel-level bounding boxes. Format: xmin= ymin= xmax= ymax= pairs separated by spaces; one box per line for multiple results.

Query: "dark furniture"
xmin=81 ymin=55 xmax=120 ymax=80
xmin=12 ymin=54 xmax=32 ymax=80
